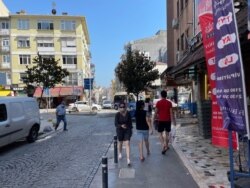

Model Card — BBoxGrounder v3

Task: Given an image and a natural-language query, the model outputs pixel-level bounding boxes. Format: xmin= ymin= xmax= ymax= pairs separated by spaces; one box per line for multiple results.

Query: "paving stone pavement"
xmin=173 ymin=116 xmax=231 ymax=188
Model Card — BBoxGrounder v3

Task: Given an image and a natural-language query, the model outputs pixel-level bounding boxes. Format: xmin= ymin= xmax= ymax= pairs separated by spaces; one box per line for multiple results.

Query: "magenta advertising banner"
xmin=212 ymin=1 xmax=249 ymax=133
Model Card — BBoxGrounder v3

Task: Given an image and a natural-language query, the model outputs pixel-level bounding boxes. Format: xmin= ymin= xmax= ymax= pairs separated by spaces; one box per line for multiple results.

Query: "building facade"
xmin=130 ymin=30 xmax=167 ymax=63
xmin=165 ymin=0 xmax=250 ymax=141
xmin=0 ymin=1 xmax=91 ymax=104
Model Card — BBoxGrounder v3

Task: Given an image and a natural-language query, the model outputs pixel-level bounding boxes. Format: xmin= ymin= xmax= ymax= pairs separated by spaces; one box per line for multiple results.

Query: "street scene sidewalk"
xmin=90 ymin=114 xmax=231 ymax=188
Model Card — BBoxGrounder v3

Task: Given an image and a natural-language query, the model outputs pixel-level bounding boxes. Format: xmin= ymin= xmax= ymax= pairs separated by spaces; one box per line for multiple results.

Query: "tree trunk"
xmin=39 ymin=89 xmax=44 ymax=109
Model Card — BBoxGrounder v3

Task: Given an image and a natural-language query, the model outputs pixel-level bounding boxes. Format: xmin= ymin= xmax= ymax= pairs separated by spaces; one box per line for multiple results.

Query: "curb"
xmin=172 ymin=141 xmax=206 ymax=188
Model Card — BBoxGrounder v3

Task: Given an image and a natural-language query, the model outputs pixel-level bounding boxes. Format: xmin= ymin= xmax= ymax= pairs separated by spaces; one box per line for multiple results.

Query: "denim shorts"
xmin=136 ymin=130 xmax=149 ymax=141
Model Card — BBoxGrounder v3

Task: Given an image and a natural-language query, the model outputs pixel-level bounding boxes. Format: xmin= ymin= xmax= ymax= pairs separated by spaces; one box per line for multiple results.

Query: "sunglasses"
xmin=119 ymin=106 xmax=125 ymax=108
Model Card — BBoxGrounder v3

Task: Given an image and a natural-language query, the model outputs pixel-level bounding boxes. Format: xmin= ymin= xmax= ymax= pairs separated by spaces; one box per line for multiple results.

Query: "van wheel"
xmin=27 ymin=126 xmax=39 ymax=143
xmin=114 ymin=105 xmax=118 ymax=110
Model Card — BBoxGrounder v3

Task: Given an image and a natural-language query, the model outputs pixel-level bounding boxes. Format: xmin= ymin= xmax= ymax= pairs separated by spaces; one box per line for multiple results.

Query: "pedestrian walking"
xmin=154 ymin=90 xmax=176 ymax=154
xmin=144 ymin=97 xmax=153 ymax=134
xmin=135 ymin=100 xmax=150 ymax=162
xmin=114 ymin=102 xmax=133 ymax=166
xmin=55 ymin=101 xmax=68 ymax=131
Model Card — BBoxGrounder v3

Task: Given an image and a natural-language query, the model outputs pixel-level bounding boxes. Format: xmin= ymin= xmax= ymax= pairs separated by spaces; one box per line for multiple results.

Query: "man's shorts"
xmin=158 ymin=121 xmax=171 ymax=133
xmin=136 ymin=130 xmax=149 ymax=141
xmin=116 ymin=128 xmax=132 ymax=141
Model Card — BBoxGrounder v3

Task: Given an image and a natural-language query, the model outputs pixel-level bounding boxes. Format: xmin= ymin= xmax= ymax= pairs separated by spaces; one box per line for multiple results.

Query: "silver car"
xmin=67 ymin=101 xmax=101 ymax=113
xmin=102 ymin=100 xmax=112 ymax=109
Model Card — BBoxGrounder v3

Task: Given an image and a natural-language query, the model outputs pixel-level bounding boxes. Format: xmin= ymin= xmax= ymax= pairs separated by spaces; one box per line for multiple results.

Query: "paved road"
xmin=0 ymin=113 xmax=116 ymax=188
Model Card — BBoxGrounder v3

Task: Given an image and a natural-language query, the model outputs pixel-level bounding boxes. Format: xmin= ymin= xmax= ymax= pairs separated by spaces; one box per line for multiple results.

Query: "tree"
xmin=23 ymin=54 xmax=69 ymax=107
xmin=115 ymin=45 xmax=159 ymax=100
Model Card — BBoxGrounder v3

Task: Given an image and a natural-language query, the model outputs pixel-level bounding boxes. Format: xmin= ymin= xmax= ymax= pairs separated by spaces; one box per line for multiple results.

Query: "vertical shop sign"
xmin=248 ymin=0 xmax=250 ymax=35
xmin=212 ymin=1 xmax=249 ymax=134
xmin=198 ymin=0 xmax=236 ymax=148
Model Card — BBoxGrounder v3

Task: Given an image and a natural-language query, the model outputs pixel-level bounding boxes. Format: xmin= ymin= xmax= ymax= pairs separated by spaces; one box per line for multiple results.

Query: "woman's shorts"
xmin=146 ymin=112 xmax=152 ymax=118
xmin=116 ymin=128 xmax=132 ymax=141
xmin=136 ymin=130 xmax=149 ymax=141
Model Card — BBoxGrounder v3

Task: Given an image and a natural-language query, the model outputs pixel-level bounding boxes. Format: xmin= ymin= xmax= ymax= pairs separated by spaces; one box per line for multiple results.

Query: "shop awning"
xmin=34 ymin=86 xmax=83 ymax=97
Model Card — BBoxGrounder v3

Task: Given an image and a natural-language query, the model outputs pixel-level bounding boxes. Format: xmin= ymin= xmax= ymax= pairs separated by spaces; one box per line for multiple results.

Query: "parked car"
xmin=102 ymin=100 xmax=112 ymax=109
xmin=0 ymin=97 xmax=40 ymax=147
xmin=67 ymin=101 xmax=101 ymax=113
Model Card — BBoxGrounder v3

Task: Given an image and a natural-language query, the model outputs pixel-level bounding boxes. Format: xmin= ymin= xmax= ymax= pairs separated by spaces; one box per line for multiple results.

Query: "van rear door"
xmin=0 ymin=103 xmax=11 ymax=147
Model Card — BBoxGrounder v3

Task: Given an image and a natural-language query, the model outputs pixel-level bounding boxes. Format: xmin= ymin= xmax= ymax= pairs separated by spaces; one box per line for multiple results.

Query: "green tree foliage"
xmin=23 ymin=54 xmax=69 ymax=107
xmin=115 ymin=45 xmax=159 ymax=100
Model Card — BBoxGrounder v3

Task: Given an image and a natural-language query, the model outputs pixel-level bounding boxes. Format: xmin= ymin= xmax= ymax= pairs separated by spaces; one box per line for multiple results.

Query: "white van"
xmin=0 ymin=97 xmax=40 ymax=147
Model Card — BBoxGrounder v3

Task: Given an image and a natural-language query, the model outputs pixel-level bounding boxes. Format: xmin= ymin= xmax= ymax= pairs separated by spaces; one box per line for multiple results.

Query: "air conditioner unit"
xmin=176 ymin=51 xmax=183 ymax=62
xmin=172 ymin=18 xmax=179 ymax=29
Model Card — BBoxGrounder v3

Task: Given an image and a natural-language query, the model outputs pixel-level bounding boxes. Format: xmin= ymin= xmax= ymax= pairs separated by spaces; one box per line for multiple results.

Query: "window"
xmin=180 ymin=0 xmax=184 ymax=11
xmin=177 ymin=38 xmax=180 ymax=51
xmin=185 ymin=28 xmax=189 ymax=49
xmin=177 ymin=1 xmax=179 ymax=16
xmin=0 ymin=21 xmax=9 ymax=29
xmin=61 ymin=21 xmax=76 ymax=31
xmin=61 ymin=38 xmax=76 ymax=48
xmin=18 ymin=19 xmax=29 ymax=30
xmin=19 ymin=55 xmax=31 ymax=65
xmin=40 ymin=55 xmax=54 ymax=61
xmin=181 ymin=33 xmax=185 ymax=51
xmin=37 ymin=20 xmax=54 ymax=30
xmin=17 ymin=37 xmax=30 ymax=48
xmin=0 ymin=104 xmax=7 ymax=122
xmin=3 ymin=55 xmax=10 ymax=63
xmin=37 ymin=38 xmax=54 ymax=47
xmin=63 ymin=55 xmax=77 ymax=65
xmin=2 ymin=39 xmax=9 ymax=47
xmin=20 ymin=73 xmax=27 ymax=82
xmin=65 ymin=72 xmax=78 ymax=85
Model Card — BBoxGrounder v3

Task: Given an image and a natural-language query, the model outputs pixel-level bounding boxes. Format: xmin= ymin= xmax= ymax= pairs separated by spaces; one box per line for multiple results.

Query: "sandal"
xmin=161 ymin=146 xmax=169 ymax=155
xmin=140 ymin=157 xmax=145 ymax=162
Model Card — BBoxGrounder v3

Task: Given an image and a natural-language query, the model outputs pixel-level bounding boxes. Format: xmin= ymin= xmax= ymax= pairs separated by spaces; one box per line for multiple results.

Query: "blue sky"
xmin=4 ymin=0 xmax=166 ymax=87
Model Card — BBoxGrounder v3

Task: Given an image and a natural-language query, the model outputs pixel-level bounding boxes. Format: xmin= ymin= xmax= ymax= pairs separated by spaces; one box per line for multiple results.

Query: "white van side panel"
xmin=0 ymin=103 xmax=10 ymax=147
xmin=0 ymin=97 xmax=40 ymax=147
xmin=9 ymin=102 xmax=27 ymax=141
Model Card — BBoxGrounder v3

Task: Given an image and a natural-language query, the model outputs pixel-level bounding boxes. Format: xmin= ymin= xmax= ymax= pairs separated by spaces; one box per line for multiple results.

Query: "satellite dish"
xmin=52 ymin=9 xmax=56 ymax=15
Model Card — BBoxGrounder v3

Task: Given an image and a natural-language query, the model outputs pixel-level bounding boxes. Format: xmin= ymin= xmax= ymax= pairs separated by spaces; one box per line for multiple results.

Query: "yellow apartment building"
xmin=0 ymin=1 xmax=91 ymax=104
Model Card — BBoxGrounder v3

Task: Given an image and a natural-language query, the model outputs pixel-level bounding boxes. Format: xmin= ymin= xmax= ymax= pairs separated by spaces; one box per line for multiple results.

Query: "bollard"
xmin=102 ymin=156 xmax=108 ymax=188
xmin=114 ymin=135 xmax=118 ymax=164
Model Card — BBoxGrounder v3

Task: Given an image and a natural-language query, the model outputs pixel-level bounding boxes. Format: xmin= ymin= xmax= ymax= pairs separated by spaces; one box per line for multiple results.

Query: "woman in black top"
xmin=114 ymin=102 xmax=132 ymax=166
xmin=135 ymin=100 xmax=150 ymax=162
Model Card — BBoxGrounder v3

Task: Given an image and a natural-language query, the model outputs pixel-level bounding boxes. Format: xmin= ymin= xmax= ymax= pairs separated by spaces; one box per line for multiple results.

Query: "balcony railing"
xmin=0 ymin=29 xmax=9 ymax=35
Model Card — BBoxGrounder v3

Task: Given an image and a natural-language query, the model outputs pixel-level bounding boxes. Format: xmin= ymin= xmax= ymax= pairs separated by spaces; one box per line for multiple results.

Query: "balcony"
xmin=37 ymin=47 xmax=55 ymax=53
xmin=62 ymin=64 xmax=77 ymax=69
xmin=0 ymin=63 xmax=10 ymax=69
xmin=61 ymin=47 xmax=76 ymax=53
xmin=1 ymin=46 xmax=10 ymax=52
xmin=0 ymin=29 xmax=9 ymax=35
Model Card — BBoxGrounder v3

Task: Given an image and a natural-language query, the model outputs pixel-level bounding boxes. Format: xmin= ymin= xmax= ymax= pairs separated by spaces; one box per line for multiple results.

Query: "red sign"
xmin=198 ymin=0 xmax=237 ymax=148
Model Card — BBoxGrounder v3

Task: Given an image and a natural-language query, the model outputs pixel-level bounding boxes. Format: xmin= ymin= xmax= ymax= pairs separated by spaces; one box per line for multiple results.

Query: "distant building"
xmin=130 ymin=30 xmax=167 ymax=63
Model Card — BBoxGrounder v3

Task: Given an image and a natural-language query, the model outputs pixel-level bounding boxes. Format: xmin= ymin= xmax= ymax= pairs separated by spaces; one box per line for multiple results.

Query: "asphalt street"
xmin=0 ymin=112 xmax=115 ymax=188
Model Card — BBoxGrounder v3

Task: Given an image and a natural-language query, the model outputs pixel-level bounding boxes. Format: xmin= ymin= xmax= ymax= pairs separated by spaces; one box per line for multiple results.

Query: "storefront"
xmin=33 ymin=86 xmax=84 ymax=108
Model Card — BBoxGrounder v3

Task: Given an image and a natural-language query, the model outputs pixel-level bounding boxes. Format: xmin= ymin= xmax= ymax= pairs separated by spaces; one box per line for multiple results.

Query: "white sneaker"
xmin=118 ymin=153 xmax=122 ymax=160
xmin=127 ymin=159 xmax=131 ymax=166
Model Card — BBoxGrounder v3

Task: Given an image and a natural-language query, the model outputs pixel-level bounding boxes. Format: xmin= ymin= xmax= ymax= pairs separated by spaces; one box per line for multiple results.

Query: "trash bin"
xmin=197 ymin=100 xmax=212 ymax=139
